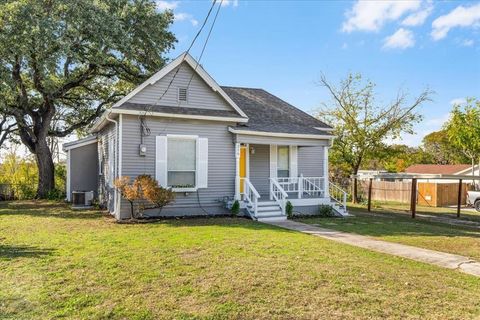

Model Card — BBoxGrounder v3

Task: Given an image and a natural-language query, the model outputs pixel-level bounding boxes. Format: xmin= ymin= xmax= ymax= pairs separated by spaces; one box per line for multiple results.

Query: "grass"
xmin=1 ymin=201 xmax=480 ymax=319
xmin=298 ymin=206 xmax=480 ymax=261
xmin=355 ymin=200 xmax=480 ymax=222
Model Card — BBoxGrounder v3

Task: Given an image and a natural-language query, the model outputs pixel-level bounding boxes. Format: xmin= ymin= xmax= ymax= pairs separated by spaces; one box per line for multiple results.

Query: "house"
xmin=63 ymin=53 xmax=347 ymax=221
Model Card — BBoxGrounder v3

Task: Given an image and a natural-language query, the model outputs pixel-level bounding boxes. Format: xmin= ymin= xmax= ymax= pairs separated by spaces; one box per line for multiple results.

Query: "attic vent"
xmin=178 ymin=87 xmax=188 ymax=102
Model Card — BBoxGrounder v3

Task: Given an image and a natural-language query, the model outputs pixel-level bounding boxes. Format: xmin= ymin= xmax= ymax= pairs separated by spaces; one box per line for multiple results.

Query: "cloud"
xmin=221 ymin=0 xmax=239 ymax=7
xmin=341 ymin=42 xmax=348 ymax=49
xmin=342 ymin=0 xmax=421 ymax=32
xmin=401 ymin=1 xmax=433 ymax=26
xmin=383 ymin=28 xmax=415 ymax=49
xmin=175 ymin=13 xmax=198 ymax=26
xmin=461 ymin=39 xmax=474 ymax=47
xmin=450 ymin=98 xmax=467 ymax=106
xmin=156 ymin=1 xmax=178 ymax=11
xmin=431 ymin=3 xmax=480 ymax=40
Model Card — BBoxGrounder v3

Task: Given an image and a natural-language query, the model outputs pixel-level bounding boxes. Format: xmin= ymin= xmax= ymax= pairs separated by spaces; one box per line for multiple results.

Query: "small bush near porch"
xmin=1 ymin=201 xmax=480 ymax=319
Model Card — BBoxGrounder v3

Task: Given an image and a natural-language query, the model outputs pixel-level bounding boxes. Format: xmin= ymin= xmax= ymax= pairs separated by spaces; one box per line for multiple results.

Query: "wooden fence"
xmin=359 ymin=180 xmax=472 ymax=206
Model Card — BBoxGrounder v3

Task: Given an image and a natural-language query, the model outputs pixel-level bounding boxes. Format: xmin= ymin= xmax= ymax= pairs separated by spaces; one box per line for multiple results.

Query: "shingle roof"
xmin=221 ymin=86 xmax=333 ymax=136
xmin=116 ymin=103 xmax=243 ymax=119
xmin=404 ymin=164 xmax=473 ymax=175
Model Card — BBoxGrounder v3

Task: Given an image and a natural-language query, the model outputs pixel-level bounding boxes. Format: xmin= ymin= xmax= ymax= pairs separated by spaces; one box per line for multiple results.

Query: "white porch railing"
xmin=275 ymin=175 xmax=325 ymax=198
xmin=329 ymin=182 xmax=347 ymax=212
xmin=269 ymin=178 xmax=288 ymax=215
xmin=241 ymin=178 xmax=260 ymax=218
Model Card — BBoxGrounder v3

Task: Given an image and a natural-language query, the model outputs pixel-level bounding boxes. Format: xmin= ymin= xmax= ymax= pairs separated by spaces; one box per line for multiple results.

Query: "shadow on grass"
xmin=298 ymin=210 xmax=480 ymax=239
xmin=0 ymin=244 xmax=55 ymax=259
xmin=0 ymin=201 xmax=104 ymax=220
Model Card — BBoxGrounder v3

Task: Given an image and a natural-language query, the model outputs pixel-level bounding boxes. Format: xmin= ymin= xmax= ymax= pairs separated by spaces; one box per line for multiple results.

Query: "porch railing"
xmin=269 ymin=178 xmax=288 ymax=215
xmin=241 ymin=178 xmax=260 ymax=218
xmin=275 ymin=175 xmax=325 ymax=198
xmin=329 ymin=182 xmax=347 ymax=212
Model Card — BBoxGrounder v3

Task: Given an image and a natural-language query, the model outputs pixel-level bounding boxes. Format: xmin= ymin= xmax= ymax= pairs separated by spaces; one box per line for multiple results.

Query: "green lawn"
xmin=298 ymin=207 xmax=480 ymax=261
xmin=1 ymin=201 xmax=480 ymax=319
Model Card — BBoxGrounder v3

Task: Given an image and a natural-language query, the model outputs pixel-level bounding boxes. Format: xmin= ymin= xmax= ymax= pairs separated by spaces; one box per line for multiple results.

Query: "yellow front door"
xmin=239 ymin=146 xmax=247 ymax=193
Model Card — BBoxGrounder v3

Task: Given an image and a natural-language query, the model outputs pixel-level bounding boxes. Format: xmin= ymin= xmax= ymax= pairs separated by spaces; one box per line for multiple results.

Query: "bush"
xmin=46 ymin=188 xmax=65 ymax=201
xmin=286 ymin=201 xmax=293 ymax=219
xmin=318 ymin=204 xmax=335 ymax=217
xmin=231 ymin=200 xmax=240 ymax=216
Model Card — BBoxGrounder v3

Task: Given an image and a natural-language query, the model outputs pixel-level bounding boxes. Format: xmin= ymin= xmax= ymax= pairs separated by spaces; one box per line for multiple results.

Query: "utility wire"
xmin=142 ymin=0 xmax=219 ymax=118
xmin=185 ymin=0 xmax=223 ymax=91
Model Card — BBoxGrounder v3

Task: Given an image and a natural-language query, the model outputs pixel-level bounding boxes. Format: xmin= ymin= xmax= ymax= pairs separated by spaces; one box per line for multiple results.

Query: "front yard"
xmin=1 ymin=201 xmax=480 ymax=319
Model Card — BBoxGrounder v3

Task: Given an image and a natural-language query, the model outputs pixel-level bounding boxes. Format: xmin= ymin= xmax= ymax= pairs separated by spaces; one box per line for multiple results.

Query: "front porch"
xmin=233 ymin=142 xmax=347 ymax=221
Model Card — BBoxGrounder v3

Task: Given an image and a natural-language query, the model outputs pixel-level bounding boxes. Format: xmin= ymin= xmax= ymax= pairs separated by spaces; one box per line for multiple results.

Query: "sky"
xmin=158 ymin=0 xmax=480 ymax=146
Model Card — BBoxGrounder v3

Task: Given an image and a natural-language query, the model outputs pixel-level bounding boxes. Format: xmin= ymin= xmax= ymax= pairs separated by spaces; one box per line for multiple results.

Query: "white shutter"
xmin=270 ymin=144 xmax=277 ymax=178
xmin=155 ymin=136 xmax=168 ymax=187
xmin=197 ymin=138 xmax=208 ymax=188
xmin=289 ymin=145 xmax=298 ymax=177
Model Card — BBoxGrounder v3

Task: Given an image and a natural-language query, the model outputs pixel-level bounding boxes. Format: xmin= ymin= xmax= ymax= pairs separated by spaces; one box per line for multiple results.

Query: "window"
xmin=167 ymin=137 xmax=196 ymax=188
xmin=277 ymin=146 xmax=289 ymax=177
xmin=178 ymin=87 xmax=188 ymax=102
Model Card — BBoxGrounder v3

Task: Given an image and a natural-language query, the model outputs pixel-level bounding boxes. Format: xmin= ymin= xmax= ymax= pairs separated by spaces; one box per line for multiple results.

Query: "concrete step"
xmin=256 ymin=210 xmax=283 ymax=217
xmin=257 ymin=215 xmax=287 ymax=222
xmin=257 ymin=206 xmax=281 ymax=212
xmin=257 ymin=201 xmax=277 ymax=206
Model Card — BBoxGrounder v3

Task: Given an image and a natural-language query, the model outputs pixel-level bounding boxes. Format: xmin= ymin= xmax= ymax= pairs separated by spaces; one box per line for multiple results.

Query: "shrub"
xmin=46 ymin=188 xmax=65 ymax=201
xmin=114 ymin=176 xmax=142 ymax=218
xmin=318 ymin=204 xmax=335 ymax=217
xmin=137 ymin=175 xmax=175 ymax=214
xmin=231 ymin=200 xmax=240 ymax=216
xmin=286 ymin=201 xmax=293 ymax=219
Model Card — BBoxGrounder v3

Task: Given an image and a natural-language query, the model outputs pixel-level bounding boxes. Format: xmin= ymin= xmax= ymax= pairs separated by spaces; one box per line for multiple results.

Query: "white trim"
xmin=455 ymin=165 xmax=479 ymax=175
xmin=166 ymin=134 xmax=199 ymax=139
xmin=290 ymin=197 xmax=331 ymax=206
xmin=118 ymin=114 xmax=123 ymax=178
xmin=289 ymin=145 xmax=298 ymax=178
xmin=113 ymin=109 xmax=247 ymax=123
xmin=164 ymin=135 xmax=200 ymax=190
xmin=91 ymin=109 xmax=247 ymax=133
xmin=110 ymin=52 xmax=248 ymax=118
xmin=66 ymin=150 xmax=71 ymax=201
xmin=229 ymin=128 xmax=335 ymax=140
xmin=314 ymin=126 xmax=334 ymax=132
xmin=63 ymin=138 xmax=97 ymax=151
xmin=246 ymin=144 xmax=250 ymax=179
xmin=324 ymin=146 xmax=329 ymax=197
xmin=234 ymin=143 xmax=241 ymax=200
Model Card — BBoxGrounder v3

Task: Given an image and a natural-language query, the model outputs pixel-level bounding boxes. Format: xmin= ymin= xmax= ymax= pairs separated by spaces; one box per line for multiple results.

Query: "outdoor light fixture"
xmin=250 ymin=146 xmax=255 ymax=154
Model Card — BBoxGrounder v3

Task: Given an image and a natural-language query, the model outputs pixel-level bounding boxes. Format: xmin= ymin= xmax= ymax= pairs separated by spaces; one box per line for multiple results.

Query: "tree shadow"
xmin=0 ymin=201 xmax=106 ymax=220
xmin=299 ymin=211 xmax=480 ymax=239
xmin=0 ymin=244 xmax=55 ymax=259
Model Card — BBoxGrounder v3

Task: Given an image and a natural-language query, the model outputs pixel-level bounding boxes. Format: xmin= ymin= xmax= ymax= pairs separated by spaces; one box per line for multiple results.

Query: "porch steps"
xmin=248 ymin=201 xmax=287 ymax=222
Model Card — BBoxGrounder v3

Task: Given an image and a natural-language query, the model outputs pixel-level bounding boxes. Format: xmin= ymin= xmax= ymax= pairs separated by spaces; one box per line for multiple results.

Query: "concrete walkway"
xmin=265 ymin=220 xmax=480 ymax=277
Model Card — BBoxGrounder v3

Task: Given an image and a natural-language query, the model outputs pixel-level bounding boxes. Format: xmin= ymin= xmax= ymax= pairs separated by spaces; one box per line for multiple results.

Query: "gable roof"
xmin=222 ymin=86 xmax=333 ymax=136
xmin=111 ymin=52 xmax=248 ymax=119
xmin=404 ymin=164 xmax=473 ymax=175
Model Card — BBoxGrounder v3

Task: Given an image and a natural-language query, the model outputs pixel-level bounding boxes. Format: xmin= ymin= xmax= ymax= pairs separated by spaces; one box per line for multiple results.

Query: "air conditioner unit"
xmin=72 ymin=191 xmax=94 ymax=207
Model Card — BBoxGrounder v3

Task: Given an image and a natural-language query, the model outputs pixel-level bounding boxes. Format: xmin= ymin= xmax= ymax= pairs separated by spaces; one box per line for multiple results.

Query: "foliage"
xmin=0 ymin=149 xmax=40 ymax=199
xmin=137 ymin=174 xmax=175 ymax=213
xmin=422 ymin=130 xmax=469 ymax=165
xmin=0 ymin=0 xmax=176 ymax=197
xmin=318 ymin=204 xmax=335 ymax=217
xmin=445 ymin=98 xmax=480 ymax=173
xmin=317 ymin=73 xmax=432 ymax=202
xmin=366 ymin=144 xmax=433 ymax=173
xmin=286 ymin=201 xmax=293 ymax=219
xmin=231 ymin=200 xmax=240 ymax=215
xmin=114 ymin=175 xmax=175 ymax=218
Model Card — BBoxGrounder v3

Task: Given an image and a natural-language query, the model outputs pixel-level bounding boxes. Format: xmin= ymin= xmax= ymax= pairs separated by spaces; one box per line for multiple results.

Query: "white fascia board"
xmin=455 ymin=165 xmax=479 ymax=175
xmin=314 ymin=126 xmax=334 ymax=132
xmin=62 ymin=137 xmax=98 ymax=151
xmin=111 ymin=108 xmax=248 ymax=123
xmin=228 ymin=127 xmax=335 ymax=140
xmin=110 ymin=52 xmax=248 ymax=119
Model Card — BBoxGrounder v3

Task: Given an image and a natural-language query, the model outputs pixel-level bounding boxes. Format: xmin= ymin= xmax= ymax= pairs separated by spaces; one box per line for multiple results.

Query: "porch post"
xmin=298 ymin=174 xmax=303 ymax=199
xmin=324 ymin=146 xmax=329 ymax=198
xmin=234 ymin=142 xmax=241 ymax=200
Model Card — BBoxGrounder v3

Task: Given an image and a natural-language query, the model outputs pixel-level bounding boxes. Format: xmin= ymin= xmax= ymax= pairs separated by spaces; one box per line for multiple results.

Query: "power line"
xmin=186 ymin=0 xmax=224 ymax=91
xmin=142 ymin=0 xmax=220 ymax=118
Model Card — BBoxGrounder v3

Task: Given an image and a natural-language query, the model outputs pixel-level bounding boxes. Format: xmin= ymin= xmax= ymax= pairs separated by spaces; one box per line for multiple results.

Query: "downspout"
xmin=105 ymin=111 xmax=120 ymax=218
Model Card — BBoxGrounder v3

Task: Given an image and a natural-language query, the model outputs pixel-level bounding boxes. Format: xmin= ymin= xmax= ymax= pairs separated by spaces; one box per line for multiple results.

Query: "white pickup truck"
xmin=467 ymin=191 xmax=480 ymax=211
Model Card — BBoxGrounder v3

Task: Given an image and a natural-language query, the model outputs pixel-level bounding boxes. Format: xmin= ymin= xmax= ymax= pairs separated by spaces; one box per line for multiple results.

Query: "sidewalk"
xmin=264 ymin=220 xmax=480 ymax=277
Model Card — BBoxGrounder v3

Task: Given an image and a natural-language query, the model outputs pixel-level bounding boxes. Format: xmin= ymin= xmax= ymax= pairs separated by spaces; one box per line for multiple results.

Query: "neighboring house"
xmin=63 ymin=53 xmax=347 ymax=221
xmin=405 ymin=164 xmax=480 ymax=184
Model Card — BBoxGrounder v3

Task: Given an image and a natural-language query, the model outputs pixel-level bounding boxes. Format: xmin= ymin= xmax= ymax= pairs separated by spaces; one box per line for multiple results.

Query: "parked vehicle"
xmin=467 ymin=190 xmax=480 ymax=212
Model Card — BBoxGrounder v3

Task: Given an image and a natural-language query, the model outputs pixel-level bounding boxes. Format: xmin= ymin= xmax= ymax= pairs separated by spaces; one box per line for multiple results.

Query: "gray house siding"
xmin=298 ymin=146 xmax=325 ymax=177
xmin=249 ymin=144 xmax=270 ymax=196
xmin=69 ymin=143 xmax=99 ymax=197
xmin=127 ymin=63 xmax=234 ymax=112
xmin=120 ymin=114 xmax=235 ymax=219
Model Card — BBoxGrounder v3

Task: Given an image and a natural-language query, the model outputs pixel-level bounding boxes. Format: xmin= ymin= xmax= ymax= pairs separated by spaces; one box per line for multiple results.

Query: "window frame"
xmin=277 ymin=145 xmax=290 ymax=178
xmin=166 ymin=134 xmax=198 ymax=192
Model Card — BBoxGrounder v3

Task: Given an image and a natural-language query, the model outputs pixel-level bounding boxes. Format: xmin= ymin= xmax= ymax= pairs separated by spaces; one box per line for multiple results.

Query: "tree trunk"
xmin=35 ymin=139 xmax=55 ymax=198
xmin=352 ymin=166 xmax=360 ymax=204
